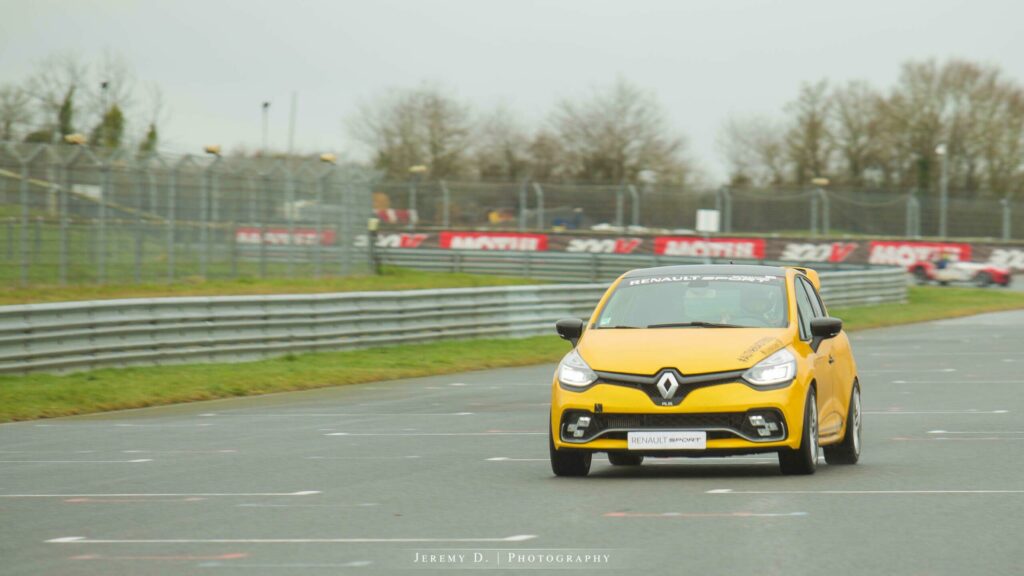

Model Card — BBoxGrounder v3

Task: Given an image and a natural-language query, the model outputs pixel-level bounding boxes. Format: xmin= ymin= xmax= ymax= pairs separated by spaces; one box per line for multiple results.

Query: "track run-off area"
xmin=1 ymin=310 xmax=1022 ymax=575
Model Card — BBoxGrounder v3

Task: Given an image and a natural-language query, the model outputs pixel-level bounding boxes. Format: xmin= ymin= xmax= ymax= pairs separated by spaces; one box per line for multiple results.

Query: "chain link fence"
xmin=373 ymin=180 xmax=1020 ymax=239
xmin=0 ymin=143 xmax=374 ymax=286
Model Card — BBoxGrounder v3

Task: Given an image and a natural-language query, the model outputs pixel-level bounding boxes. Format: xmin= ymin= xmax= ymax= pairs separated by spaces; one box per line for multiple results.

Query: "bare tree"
xmin=0 ymin=85 xmax=33 ymax=141
xmin=551 ymin=78 xmax=692 ymax=184
xmin=830 ymin=80 xmax=885 ymax=186
xmin=349 ymin=83 xmax=473 ymax=180
xmin=473 ymin=105 xmax=530 ymax=181
xmin=719 ymin=114 xmax=788 ymax=186
xmin=784 ymin=80 xmax=833 ymax=184
xmin=24 ymin=53 xmax=88 ymax=139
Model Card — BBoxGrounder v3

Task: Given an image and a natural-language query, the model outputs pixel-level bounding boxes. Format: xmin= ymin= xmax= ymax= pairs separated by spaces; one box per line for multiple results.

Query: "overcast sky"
xmin=2 ymin=0 xmax=1021 ymax=181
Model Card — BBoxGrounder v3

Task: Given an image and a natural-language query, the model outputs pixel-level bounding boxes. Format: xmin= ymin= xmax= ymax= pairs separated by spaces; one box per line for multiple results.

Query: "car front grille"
xmin=560 ymin=409 xmax=786 ymax=444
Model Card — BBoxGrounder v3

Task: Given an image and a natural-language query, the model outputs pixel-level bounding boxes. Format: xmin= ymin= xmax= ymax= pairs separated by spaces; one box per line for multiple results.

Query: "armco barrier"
xmin=0 ymin=268 xmax=905 ymax=374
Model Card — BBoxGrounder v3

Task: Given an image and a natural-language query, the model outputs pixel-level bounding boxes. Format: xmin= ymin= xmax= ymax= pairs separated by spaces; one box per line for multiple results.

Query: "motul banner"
xmin=438 ymin=231 xmax=548 ymax=251
xmin=235 ymin=227 xmax=1024 ymax=271
xmin=653 ymin=237 xmax=765 ymax=259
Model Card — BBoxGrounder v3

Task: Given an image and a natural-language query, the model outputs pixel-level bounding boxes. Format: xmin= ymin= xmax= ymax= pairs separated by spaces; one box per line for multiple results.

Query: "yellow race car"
xmin=549 ymin=264 xmax=861 ymax=476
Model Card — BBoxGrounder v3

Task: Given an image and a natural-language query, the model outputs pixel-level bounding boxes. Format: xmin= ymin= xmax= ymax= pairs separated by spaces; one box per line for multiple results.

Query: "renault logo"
xmin=655 ymin=372 xmax=680 ymax=400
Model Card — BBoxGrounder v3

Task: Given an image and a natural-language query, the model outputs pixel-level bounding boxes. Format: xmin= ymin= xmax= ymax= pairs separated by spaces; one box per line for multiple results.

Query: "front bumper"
xmin=550 ymin=378 xmax=808 ymax=453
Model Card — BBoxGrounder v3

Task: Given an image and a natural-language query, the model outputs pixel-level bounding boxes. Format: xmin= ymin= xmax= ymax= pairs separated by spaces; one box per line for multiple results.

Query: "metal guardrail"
xmin=377 ymin=248 xmax=879 ymax=283
xmin=0 ymin=268 xmax=905 ymax=374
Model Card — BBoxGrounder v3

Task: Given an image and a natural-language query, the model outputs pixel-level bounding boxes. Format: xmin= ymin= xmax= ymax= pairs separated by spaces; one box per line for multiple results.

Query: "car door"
xmin=794 ymin=277 xmax=836 ymax=437
xmin=800 ymin=277 xmax=842 ymax=437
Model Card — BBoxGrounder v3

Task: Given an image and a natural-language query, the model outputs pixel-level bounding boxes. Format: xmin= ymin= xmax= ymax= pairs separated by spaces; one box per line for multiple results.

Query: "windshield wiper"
xmin=646 ymin=321 xmax=743 ymax=329
xmin=597 ymin=325 xmax=640 ymax=329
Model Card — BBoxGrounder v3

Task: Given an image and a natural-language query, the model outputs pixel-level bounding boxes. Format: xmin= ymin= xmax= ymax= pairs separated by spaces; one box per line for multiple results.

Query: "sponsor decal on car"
xmin=626 ymin=274 xmax=778 ymax=286
xmin=987 ymin=248 xmax=1024 ymax=271
xmin=439 ymin=231 xmax=549 ymax=251
xmin=779 ymin=242 xmax=859 ymax=263
xmin=565 ymin=238 xmax=643 ymax=254
xmin=868 ymin=241 xmax=973 ymax=267
xmin=653 ymin=237 xmax=766 ymax=259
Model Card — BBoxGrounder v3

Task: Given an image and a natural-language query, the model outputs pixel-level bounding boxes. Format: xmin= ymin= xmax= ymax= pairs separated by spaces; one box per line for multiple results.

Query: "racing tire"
xmin=974 ymin=272 xmax=993 ymax=288
xmin=779 ymin=388 xmax=818 ymax=475
xmin=824 ymin=383 xmax=861 ymax=465
xmin=912 ymin=267 xmax=930 ymax=285
xmin=549 ymin=421 xmax=591 ymax=477
xmin=607 ymin=452 xmax=644 ymax=466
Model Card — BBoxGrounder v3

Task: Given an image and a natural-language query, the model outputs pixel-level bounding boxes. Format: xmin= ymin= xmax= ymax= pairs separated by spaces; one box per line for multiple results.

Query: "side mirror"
xmin=809 ymin=317 xmax=842 ymax=352
xmin=555 ymin=318 xmax=585 ymax=347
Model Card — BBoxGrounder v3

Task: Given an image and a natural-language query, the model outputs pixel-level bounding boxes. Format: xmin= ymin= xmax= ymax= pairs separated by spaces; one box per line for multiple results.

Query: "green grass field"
xmin=0 ymin=266 xmax=541 ymax=305
xmin=1 ymin=285 xmax=1022 ymax=423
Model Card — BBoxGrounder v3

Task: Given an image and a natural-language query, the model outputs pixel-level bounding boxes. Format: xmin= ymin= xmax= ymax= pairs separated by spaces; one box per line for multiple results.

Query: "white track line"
xmin=707 ymin=489 xmax=1024 ymax=495
xmin=326 ymin=432 xmax=544 ymax=437
xmin=865 ymin=410 xmax=1009 ymax=415
xmin=928 ymin=430 xmax=1024 ymax=434
xmin=0 ymin=459 xmax=151 ymax=464
xmin=48 ymin=535 xmax=537 ymax=544
xmin=0 ymin=491 xmax=320 ymax=499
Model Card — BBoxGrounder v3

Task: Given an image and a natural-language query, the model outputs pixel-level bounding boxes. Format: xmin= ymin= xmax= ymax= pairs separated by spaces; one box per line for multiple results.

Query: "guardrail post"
xmin=627 ymin=184 xmax=640 ymax=227
xmin=818 ymin=188 xmax=830 ymax=236
xmin=1001 ymin=197 xmax=1012 ymax=240
xmin=440 ymin=179 xmax=450 ymax=228
xmin=533 ymin=182 xmax=545 ymax=229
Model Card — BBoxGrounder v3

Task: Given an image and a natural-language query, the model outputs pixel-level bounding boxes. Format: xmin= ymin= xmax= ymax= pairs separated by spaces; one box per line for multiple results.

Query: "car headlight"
xmin=742 ymin=347 xmax=796 ymax=386
xmin=557 ymin=349 xmax=597 ymax=387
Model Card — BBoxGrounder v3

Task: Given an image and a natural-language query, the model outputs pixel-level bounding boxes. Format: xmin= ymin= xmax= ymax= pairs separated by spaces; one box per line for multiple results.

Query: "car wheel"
xmin=974 ymin=272 xmax=993 ymax=287
xmin=912 ymin=268 xmax=930 ymax=285
xmin=824 ymin=383 xmax=861 ymax=465
xmin=549 ymin=419 xmax=591 ymax=477
xmin=607 ymin=452 xmax=644 ymax=466
xmin=779 ymin=388 xmax=818 ymax=475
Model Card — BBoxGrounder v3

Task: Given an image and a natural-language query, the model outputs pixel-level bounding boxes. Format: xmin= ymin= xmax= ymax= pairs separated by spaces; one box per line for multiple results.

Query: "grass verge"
xmin=2 ymin=285 xmax=1023 ymax=423
xmin=0 ymin=266 xmax=541 ymax=305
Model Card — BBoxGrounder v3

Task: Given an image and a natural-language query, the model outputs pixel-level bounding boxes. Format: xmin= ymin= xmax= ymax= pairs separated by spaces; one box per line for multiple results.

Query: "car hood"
xmin=577 ymin=327 xmax=792 ymax=375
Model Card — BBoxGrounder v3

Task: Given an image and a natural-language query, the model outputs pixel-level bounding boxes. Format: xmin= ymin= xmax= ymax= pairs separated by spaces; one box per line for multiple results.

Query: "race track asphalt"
xmin=1 ymin=310 xmax=1022 ymax=575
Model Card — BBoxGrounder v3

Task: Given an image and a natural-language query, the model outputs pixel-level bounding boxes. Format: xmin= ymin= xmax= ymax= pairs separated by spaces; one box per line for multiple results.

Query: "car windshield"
xmin=595 ymin=274 xmax=788 ymax=329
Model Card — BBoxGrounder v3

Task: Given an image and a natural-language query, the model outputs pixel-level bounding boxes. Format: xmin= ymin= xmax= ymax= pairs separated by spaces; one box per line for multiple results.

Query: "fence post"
xmin=98 ymin=159 xmax=110 ymax=283
xmin=627 ymin=184 xmax=640 ymax=227
xmin=818 ymin=188 xmax=830 ymax=236
xmin=518 ymin=179 xmax=528 ymax=231
xmin=314 ymin=166 xmax=332 ymax=278
xmin=260 ymin=170 xmax=271 ymax=278
xmin=809 ymin=191 xmax=819 ymax=236
xmin=1002 ymin=197 xmax=1012 ymax=240
xmin=533 ymin=182 xmax=545 ymax=229
xmin=407 ymin=177 xmax=417 ymax=231
xmin=615 ymin=185 xmax=624 ymax=227
xmin=905 ymin=191 xmax=920 ymax=238
xmin=285 ymin=167 xmax=296 ymax=277
xmin=722 ymin=187 xmax=732 ymax=233
xmin=134 ymin=161 xmax=145 ymax=283
xmin=168 ymin=159 xmax=182 ymax=283
xmin=58 ymin=159 xmax=69 ymax=285
xmin=438 ymin=179 xmax=450 ymax=228
xmin=18 ymin=156 xmax=29 ymax=284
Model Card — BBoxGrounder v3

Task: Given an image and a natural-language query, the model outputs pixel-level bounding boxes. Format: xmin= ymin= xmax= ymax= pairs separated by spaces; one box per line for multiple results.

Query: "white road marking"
xmin=928 ymin=430 xmax=1024 ymax=435
xmin=861 ymin=368 xmax=957 ymax=373
xmin=707 ymin=489 xmax=1024 ymax=495
xmin=48 ymin=534 xmax=538 ymax=544
xmin=0 ymin=491 xmax=320 ymax=498
xmin=306 ymin=455 xmax=421 ymax=460
xmin=327 ymin=432 xmax=544 ymax=437
xmin=237 ymin=503 xmax=379 ymax=508
xmin=198 ymin=561 xmax=373 ymax=568
xmin=487 ymin=457 xmax=547 ymax=462
xmin=0 ymin=459 xmax=151 ymax=464
xmin=605 ymin=511 xmax=807 ymax=518
xmin=204 ymin=412 xmax=474 ymax=417
xmin=865 ymin=410 xmax=1009 ymax=415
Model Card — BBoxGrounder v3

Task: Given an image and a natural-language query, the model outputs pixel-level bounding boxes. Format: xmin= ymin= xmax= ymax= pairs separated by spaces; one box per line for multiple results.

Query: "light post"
xmin=936 ymin=143 xmax=949 ymax=238
xmin=408 ymin=165 xmax=427 ymax=230
xmin=261 ymin=101 xmax=270 ymax=156
xmin=98 ymin=81 xmax=109 ymax=146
